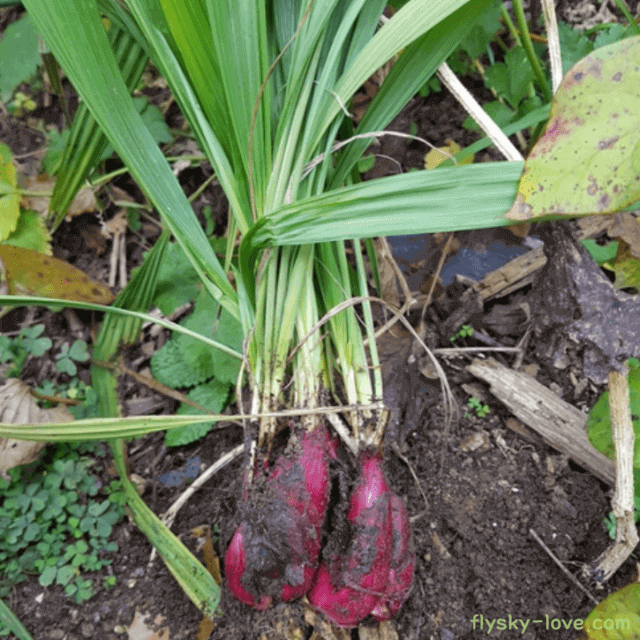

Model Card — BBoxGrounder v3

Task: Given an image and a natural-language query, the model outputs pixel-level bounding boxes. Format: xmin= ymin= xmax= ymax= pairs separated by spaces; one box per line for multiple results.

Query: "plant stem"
xmin=501 ymin=4 xmax=521 ymax=46
xmin=611 ymin=0 xmax=640 ymax=34
xmin=511 ymin=0 xmax=552 ymax=103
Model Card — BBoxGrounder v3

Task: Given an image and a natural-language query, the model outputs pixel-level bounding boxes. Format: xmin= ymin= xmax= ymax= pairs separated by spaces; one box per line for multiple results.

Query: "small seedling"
xmin=0 ymin=324 xmax=52 ymax=377
xmin=8 ymin=90 xmax=37 ymax=116
xmin=604 ymin=495 xmax=640 ymax=540
xmin=465 ymin=396 xmax=490 ymax=419
xmin=103 ymin=575 xmax=116 ymax=589
xmin=450 ymin=324 xmax=474 ymax=342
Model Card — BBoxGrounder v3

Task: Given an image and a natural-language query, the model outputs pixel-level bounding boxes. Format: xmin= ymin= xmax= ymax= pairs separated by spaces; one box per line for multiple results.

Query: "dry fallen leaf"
xmin=0 ymin=379 xmax=73 ymax=479
xmin=0 ymin=244 xmax=114 ymax=304
xmin=374 ymin=237 xmax=401 ymax=308
xmin=127 ymin=607 xmax=170 ymax=640
xmin=359 ymin=621 xmax=399 ymax=640
xmin=24 ymin=173 xmax=96 ymax=219
xmin=424 ymin=138 xmax=472 ymax=170
xmin=100 ymin=209 xmax=129 ymax=239
xmin=608 ymin=213 xmax=640 ymax=259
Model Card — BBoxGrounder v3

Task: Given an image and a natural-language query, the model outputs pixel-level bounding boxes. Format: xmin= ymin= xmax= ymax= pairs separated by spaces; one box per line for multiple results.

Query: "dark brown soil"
xmin=1 ymin=3 xmax=637 ymax=639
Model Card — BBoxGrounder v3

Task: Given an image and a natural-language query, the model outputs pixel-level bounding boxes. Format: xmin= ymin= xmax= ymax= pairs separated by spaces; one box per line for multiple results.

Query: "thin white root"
xmin=147 ymin=444 xmax=244 ymax=566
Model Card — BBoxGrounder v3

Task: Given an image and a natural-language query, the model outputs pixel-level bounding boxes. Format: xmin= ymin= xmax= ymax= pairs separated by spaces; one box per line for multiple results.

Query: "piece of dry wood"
xmin=468 ymin=358 xmax=615 ymax=486
xmin=476 ymin=246 xmax=546 ymax=301
xmin=590 ymin=366 xmax=638 ymax=582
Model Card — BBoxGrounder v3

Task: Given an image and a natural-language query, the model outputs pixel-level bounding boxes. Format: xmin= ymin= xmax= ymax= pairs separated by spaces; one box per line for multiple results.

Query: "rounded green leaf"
xmin=68 ymin=340 xmax=90 ymax=362
xmin=584 ymin=583 xmax=640 ymax=639
xmin=39 ymin=565 xmax=56 ymax=587
xmin=55 ymin=564 xmax=75 ymax=586
xmin=507 ymin=36 xmax=640 ymax=220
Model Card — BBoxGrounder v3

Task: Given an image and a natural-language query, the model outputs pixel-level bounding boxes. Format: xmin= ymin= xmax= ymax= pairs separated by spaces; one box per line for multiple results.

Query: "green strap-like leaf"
xmin=330 ymin=0 xmax=498 ymax=187
xmin=0 ymin=598 xmax=33 ymax=640
xmin=23 ymin=0 xmax=239 ymax=318
xmin=0 ymin=296 xmax=243 ymax=360
xmin=49 ymin=24 xmax=149 ymax=229
xmin=254 ymin=161 xmax=524 ymax=246
xmin=311 ymin=0 xmax=473 ymax=149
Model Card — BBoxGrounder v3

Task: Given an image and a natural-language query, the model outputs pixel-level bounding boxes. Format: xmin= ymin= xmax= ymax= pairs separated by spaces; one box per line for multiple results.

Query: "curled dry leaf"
xmin=0 ymin=378 xmax=73 ymax=479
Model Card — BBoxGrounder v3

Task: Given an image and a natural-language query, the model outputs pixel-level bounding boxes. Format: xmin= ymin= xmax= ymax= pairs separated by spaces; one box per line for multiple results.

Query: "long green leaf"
xmin=0 ymin=415 xmax=231 ymax=441
xmin=0 ymin=296 xmax=243 ymax=360
xmin=23 ymin=0 xmax=239 ymax=318
xmin=126 ymin=0 xmax=253 ymax=234
xmin=111 ymin=440 xmax=220 ymax=618
xmin=49 ymin=11 xmax=149 ymax=228
xmin=311 ymin=0 xmax=472 ymax=149
xmin=330 ymin=0 xmax=497 ymax=187
xmin=0 ymin=406 xmax=369 ymax=441
xmin=252 ymin=161 xmax=524 ymax=246
xmin=0 ymin=599 xmax=33 ymax=640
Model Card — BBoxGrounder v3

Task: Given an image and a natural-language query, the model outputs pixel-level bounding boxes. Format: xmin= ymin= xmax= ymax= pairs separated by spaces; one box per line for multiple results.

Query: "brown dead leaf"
xmin=23 ymin=174 xmax=96 ymax=219
xmin=101 ymin=209 xmax=128 ymax=238
xmin=304 ymin=608 xmax=351 ymax=640
xmin=191 ymin=525 xmax=222 ymax=585
xmin=0 ymin=245 xmax=114 ymax=304
xmin=507 ymin=222 xmax=532 ymax=239
xmin=188 ymin=525 xmax=219 ymax=639
xmin=374 ymin=237 xmax=401 ymax=308
xmin=66 ymin=185 xmax=97 ymax=218
xmin=256 ymin=605 xmax=304 ymax=640
xmin=0 ymin=379 xmax=73 ymax=479
xmin=608 ymin=213 xmax=640 ymax=259
xmin=196 ymin=617 xmax=214 ymax=640
xmin=127 ymin=607 xmax=169 ymax=640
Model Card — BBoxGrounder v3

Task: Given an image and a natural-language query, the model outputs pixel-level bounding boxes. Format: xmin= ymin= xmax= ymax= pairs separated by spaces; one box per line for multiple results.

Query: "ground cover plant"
xmin=0 ymin=0 xmax=640 ymax=635
xmin=0 ymin=443 xmax=123 ymax=634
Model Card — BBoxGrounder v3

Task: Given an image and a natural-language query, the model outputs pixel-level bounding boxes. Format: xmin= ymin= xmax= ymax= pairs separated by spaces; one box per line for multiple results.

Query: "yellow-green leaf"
xmin=0 ymin=245 xmax=113 ymax=304
xmin=424 ymin=138 xmax=473 ymax=169
xmin=0 ymin=148 xmax=20 ymax=240
xmin=0 ymin=193 xmax=21 ymax=240
xmin=506 ymin=36 xmax=640 ymax=221
xmin=2 ymin=210 xmax=52 ymax=253
xmin=583 ymin=583 xmax=640 ymax=639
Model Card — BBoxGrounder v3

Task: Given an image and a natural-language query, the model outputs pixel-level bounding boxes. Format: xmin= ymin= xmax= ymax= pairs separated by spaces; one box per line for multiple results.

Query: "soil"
xmin=1 ymin=3 xmax=639 ymax=640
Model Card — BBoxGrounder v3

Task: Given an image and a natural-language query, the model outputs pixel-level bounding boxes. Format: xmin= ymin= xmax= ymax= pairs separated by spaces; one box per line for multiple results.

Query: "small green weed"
xmin=0 ymin=326 xmax=90 ymax=379
xmin=7 ymin=91 xmax=37 ymax=117
xmin=54 ymin=339 xmax=90 ymax=376
xmin=0 ymin=445 xmax=124 ymax=620
xmin=465 ymin=396 xmax=490 ymax=419
xmin=461 ymin=19 xmax=636 ymax=136
xmin=0 ymin=325 xmax=52 ymax=378
xmin=0 ymin=326 xmax=99 ymax=418
xmin=450 ymin=324 xmax=474 ymax=342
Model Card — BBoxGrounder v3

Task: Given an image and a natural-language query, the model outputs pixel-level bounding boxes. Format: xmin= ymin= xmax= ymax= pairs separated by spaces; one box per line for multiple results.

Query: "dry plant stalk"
xmin=590 ymin=366 xmax=639 ymax=583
